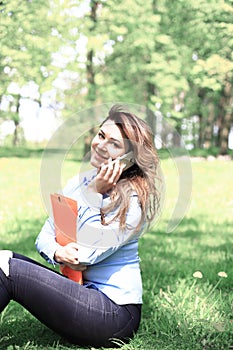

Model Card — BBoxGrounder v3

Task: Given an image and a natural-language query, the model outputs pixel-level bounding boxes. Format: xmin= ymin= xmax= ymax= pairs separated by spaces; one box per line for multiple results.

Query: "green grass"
xmin=0 ymin=153 xmax=232 ymax=350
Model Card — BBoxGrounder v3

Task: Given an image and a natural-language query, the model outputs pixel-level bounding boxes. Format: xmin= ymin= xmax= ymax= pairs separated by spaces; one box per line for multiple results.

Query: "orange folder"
xmin=50 ymin=193 xmax=83 ymax=284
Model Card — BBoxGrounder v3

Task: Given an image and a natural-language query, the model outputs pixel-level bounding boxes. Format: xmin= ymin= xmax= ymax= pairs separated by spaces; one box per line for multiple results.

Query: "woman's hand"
xmin=54 ymin=242 xmax=87 ymax=271
xmin=89 ymin=158 xmax=126 ymax=194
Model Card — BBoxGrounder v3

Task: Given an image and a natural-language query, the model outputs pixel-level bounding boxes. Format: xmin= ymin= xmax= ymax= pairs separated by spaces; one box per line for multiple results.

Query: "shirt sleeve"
xmin=35 ymin=217 xmax=60 ymax=265
xmin=76 ymin=193 xmax=142 ymax=265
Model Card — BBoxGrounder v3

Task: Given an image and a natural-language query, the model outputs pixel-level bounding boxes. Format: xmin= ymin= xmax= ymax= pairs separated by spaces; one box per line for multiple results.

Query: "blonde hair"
xmin=100 ymin=105 xmax=160 ymax=232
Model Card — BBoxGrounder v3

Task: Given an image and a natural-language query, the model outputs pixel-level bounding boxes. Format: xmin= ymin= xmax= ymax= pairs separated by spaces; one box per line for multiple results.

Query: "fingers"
xmin=91 ymin=157 xmax=126 ymax=194
xmin=66 ymin=242 xmax=79 ymax=250
xmin=55 ymin=242 xmax=80 ymax=265
xmin=65 ymin=242 xmax=79 ymax=264
xmin=100 ymin=158 xmax=125 ymax=186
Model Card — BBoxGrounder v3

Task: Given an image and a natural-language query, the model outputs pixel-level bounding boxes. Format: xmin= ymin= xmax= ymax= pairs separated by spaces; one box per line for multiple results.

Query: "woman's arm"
xmin=35 ymin=218 xmax=87 ymax=271
xmin=35 ymin=217 xmax=60 ymax=265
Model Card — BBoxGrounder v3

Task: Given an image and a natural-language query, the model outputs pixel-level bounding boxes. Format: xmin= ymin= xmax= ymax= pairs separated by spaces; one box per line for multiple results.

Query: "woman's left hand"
xmin=89 ymin=159 xmax=125 ymax=194
xmin=54 ymin=242 xmax=87 ymax=271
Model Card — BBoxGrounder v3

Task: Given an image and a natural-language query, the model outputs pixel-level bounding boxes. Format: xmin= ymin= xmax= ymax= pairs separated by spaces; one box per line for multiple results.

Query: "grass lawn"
xmin=0 ymin=153 xmax=232 ymax=350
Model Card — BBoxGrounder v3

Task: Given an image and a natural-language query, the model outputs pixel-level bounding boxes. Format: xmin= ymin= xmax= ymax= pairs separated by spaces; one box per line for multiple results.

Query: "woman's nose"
xmin=97 ymin=140 xmax=108 ymax=152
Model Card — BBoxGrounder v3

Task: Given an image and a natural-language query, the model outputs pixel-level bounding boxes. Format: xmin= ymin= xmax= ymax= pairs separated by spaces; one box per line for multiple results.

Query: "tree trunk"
xmin=218 ymin=80 xmax=233 ymax=155
xmin=87 ymin=49 xmax=96 ymax=102
xmin=86 ymin=1 xmax=99 ymax=102
xmin=219 ymin=110 xmax=233 ymax=155
xmin=197 ymin=114 xmax=204 ymax=148
xmin=13 ymin=120 xmax=20 ymax=146
xmin=12 ymin=94 xmax=20 ymax=146
xmin=203 ymin=102 xmax=215 ymax=149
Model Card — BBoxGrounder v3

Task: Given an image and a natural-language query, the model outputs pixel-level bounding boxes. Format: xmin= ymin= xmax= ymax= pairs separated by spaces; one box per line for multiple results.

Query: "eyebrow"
xmin=99 ymin=129 xmax=123 ymax=146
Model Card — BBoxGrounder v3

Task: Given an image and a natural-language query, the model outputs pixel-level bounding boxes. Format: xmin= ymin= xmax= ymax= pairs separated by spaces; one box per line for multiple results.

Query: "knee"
xmin=0 ymin=250 xmax=13 ymax=276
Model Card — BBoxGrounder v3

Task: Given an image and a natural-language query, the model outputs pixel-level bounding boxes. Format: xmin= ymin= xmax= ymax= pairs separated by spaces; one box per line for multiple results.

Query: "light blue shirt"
xmin=35 ymin=169 xmax=144 ymax=305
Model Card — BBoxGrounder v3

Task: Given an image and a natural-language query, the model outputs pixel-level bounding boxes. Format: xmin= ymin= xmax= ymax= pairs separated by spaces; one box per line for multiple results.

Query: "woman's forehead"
xmin=100 ymin=120 xmax=124 ymax=139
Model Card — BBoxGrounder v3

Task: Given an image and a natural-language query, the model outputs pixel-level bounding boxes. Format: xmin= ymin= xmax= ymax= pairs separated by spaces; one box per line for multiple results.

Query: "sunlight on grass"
xmin=0 ymin=156 xmax=232 ymax=349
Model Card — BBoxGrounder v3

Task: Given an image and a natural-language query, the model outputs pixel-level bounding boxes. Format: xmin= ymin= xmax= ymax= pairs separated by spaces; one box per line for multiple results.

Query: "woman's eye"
xmin=111 ymin=141 xmax=119 ymax=148
xmin=98 ymin=132 xmax=104 ymax=139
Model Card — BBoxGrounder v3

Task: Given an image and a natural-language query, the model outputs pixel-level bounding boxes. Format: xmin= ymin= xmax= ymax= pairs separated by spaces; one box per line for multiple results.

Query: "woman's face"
xmin=90 ymin=119 xmax=129 ymax=168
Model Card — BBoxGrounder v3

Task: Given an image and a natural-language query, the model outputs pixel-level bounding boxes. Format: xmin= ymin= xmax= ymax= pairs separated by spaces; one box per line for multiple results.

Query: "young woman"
xmin=0 ymin=105 xmax=160 ymax=348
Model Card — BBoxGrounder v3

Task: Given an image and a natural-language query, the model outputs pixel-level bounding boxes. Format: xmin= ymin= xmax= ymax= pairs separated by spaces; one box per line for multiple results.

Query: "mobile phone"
xmin=116 ymin=151 xmax=135 ymax=171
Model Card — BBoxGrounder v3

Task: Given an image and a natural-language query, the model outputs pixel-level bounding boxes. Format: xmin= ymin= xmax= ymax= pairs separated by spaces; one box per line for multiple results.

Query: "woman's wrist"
xmin=54 ymin=246 xmax=63 ymax=263
xmin=88 ymin=181 xmax=98 ymax=193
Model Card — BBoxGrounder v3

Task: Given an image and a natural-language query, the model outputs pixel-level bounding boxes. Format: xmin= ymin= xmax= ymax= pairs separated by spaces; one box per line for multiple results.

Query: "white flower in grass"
xmin=193 ymin=271 xmax=203 ymax=279
xmin=218 ymin=271 xmax=227 ymax=278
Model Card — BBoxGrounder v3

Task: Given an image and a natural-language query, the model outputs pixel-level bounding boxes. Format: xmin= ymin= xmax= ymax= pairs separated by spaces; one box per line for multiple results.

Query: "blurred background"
xmin=0 ymin=0 xmax=233 ymax=157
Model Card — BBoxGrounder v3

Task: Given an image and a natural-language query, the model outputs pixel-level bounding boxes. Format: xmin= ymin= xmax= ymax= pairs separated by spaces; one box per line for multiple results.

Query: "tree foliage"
xmin=0 ymin=0 xmax=233 ymax=154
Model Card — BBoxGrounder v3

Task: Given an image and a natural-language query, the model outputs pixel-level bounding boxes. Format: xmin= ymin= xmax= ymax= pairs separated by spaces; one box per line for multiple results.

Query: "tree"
xmin=0 ymin=0 xmax=69 ymax=144
xmin=50 ymin=0 xmax=233 ymax=153
xmin=163 ymin=0 xmax=233 ymax=153
xmin=2 ymin=0 xmax=233 ymax=152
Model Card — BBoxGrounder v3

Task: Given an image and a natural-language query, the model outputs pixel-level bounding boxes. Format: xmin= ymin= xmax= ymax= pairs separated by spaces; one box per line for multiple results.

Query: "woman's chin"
xmin=90 ymin=158 xmax=100 ymax=169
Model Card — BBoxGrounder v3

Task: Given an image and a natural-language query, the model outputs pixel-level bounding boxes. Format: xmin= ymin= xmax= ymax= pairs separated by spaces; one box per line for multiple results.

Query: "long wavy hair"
xmin=100 ymin=105 xmax=160 ymax=232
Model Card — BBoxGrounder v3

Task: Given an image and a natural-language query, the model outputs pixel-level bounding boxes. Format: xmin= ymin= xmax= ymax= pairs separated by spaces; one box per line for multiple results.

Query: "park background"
xmin=0 ymin=1 xmax=233 ymax=350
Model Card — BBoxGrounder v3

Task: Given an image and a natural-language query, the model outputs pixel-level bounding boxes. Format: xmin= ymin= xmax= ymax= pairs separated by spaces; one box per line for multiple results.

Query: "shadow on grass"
xmin=140 ymin=216 xmax=233 ymax=291
xmin=0 ymin=313 xmax=88 ymax=349
xmin=0 ymin=146 xmax=84 ymax=162
xmin=0 ymin=217 xmax=46 ymax=257
xmin=0 ymin=146 xmax=45 ymax=158
xmin=0 ymin=317 xmax=62 ymax=349
xmin=139 ymin=216 xmax=233 ymax=349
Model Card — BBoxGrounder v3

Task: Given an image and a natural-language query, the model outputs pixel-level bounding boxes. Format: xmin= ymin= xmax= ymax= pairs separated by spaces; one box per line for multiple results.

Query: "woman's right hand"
xmin=89 ymin=158 xmax=125 ymax=194
xmin=54 ymin=242 xmax=87 ymax=271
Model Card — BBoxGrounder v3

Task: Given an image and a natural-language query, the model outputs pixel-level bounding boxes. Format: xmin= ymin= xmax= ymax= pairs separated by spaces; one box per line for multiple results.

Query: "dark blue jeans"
xmin=0 ymin=253 xmax=141 ymax=348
